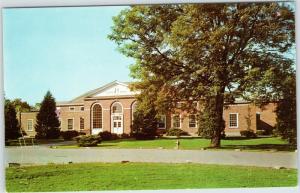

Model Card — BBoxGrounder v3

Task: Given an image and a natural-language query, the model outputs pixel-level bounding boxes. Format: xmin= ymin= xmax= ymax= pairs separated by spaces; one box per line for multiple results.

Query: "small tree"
xmin=5 ymin=99 xmax=21 ymax=140
xmin=131 ymin=107 xmax=158 ymax=140
xmin=35 ymin=91 xmax=60 ymax=139
xmin=275 ymin=75 xmax=296 ymax=146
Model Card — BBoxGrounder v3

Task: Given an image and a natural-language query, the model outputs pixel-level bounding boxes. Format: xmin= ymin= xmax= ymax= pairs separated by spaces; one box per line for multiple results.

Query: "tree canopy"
xmin=11 ymin=98 xmax=32 ymax=113
xmin=109 ymin=3 xmax=295 ymax=147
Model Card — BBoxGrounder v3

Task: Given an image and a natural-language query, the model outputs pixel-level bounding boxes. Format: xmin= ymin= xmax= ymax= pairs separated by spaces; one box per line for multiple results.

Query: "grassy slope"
xmin=56 ymin=137 xmax=293 ymax=151
xmin=6 ymin=162 xmax=297 ymax=192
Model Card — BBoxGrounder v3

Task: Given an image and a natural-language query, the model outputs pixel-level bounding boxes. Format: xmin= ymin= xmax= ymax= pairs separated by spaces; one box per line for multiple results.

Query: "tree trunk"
xmin=210 ymin=90 xmax=225 ymax=148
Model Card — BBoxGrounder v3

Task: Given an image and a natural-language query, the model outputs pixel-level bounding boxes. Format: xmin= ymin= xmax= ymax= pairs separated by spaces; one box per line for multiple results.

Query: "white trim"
xmin=91 ymin=103 xmax=103 ymax=129
xmin=111 ymin=102 xmax=123 ymax=114
xmin=172 ymin=114 xmax=181 ymax=128
xmin=111 ymin=102 xmax=124 ymax=134
xmin=229 ymin=113 xmax=239 ymax=128
xmin=27 ymin=119 xmax=34 ymax=131
xmin=67 ymin=118 xmax=74 ymax=130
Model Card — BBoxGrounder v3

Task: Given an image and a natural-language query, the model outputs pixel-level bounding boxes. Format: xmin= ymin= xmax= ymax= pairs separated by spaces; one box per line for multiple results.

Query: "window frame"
xmin=67 ymin=118 xmax=74 ymax=130
xmin=229 ymin=113 xmax=239 ymax=128
xmin=69 ymin=107 xmax=75 ymax=111
xmin=188 ymin=114 xmax=197 ymax=128
xmin=79 ymin=117 xmax=84 ymax=130
xmin=80 ymin=106 xmax=84 ymax=111
xmin=172 ymin=114 xmax=181 ymax=128
xmin=92 ymin=103 xmax=103 ymax=129
xmin=27 ymin=119 xmax=34 ymax=131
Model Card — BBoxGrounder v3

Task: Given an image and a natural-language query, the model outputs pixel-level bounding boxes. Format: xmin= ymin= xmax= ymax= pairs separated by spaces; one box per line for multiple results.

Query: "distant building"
xmin=20 ymin=81 xmax=277 ymax=137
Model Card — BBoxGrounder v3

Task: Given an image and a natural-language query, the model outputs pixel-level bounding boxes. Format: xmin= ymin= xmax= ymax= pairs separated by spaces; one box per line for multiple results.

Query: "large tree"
xmin=5 ymin=99 xmax=21 ymax=140
xmin=109 ymin=3 xmax=295 ymax=147
xmin=35 ymin=91 xmax=60 ymax=139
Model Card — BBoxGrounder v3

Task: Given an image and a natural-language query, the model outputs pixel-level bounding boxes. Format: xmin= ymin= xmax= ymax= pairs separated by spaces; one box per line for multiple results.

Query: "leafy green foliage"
xmin=75 ymin=135 xmax=102 ymax=147
xmin=131 ymin=107 xmax=158 ymax=140
xmin=5 ymin=100 xmax=21 ymax=140
xmin=35 ymin=91 xmax=60 ymax=139
xmin=198 ymin=98 xmax=225 ymax=142
xmin=240 ymin=130 xmax=257 ymax=138
xmin=275 ymin=75 xmax=296 ymax=146
xmin=109 ymin=3 xmax=295 ymax=147
xmin=11 ymin=98 xmax=32 ymax=113
xmin=98 ymin=131 xmax=119 ymax=141
xmin=166 ymin=128 xmax=189 ymax=137
xmin=60 ymin=130 xmax=81 ymax=141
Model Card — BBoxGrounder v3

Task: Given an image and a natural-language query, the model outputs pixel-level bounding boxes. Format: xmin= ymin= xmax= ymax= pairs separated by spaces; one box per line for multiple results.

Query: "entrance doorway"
xmin=111 ymin=102 xmax=123 ymax=134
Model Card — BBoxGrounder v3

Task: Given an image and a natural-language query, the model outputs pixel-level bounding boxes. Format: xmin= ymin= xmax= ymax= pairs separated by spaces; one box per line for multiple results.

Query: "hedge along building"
xmin=20 ymin=80 xmax=277 ymax=137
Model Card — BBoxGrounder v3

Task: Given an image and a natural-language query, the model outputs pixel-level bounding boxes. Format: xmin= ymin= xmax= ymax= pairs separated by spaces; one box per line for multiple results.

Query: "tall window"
xmin=92 ymin=104 xmax=102 ymax=129
xmin=189 ymin=114 xmax=197 ymax=128
xmin=229 ymin=113 xmax=238 ymax=128
xmin=67 ymin=119 xmax=73 ymax=130
xmin=80 ymin=117 xmax=84 ymax=130
xmin=157 ymin=115 xmax=166 ymax=129
xmin=172 ymin=115 xmax=181 ymax=128
xmin=27 ymin=119 xmax=33 ymax=131
xmin=131 ymin=101 xmax=137 ymax=122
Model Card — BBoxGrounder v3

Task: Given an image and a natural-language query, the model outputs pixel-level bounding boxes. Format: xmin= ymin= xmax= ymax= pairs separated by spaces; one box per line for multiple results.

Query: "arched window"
xmin=131 ymin=101 xmax=138 ymax=121
xmin=112 ymin=103 xmax=123 ymax=114
xmin=92 ymin=104 xmax=102 ymax=129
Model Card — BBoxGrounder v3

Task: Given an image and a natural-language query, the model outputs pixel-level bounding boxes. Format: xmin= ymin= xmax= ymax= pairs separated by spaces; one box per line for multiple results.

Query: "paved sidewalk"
xmin=5 ymin=146 xmax=297 ymax=168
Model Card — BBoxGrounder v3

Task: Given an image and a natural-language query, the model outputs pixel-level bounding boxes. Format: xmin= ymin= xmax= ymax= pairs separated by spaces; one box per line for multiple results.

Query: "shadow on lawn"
xmin=218 ymin=144 xmax=296 ymax=151
xmin=223 ymin=136 xmax=265 ymax=140
xmin=98 ymin=144 xmax=117 ymax=147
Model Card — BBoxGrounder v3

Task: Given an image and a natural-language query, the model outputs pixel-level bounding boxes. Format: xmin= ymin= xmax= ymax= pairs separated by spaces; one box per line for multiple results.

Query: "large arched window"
xmin=92 ymin=104 xmax=102 ymax=129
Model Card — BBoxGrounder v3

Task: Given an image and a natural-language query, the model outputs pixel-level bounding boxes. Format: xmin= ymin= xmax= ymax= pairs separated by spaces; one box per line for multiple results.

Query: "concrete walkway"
xmin=5 ymin=146 xmax=297 ymax=168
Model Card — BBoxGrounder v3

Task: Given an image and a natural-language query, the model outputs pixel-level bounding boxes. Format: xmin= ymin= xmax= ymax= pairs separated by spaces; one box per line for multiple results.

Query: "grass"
xmin=55 ymin=137 xmax=295 ymax=151
xmin=6 ymin=138 xmax=64 ymax=146
xmin=6 ymin=162 xmax=297 ymax=192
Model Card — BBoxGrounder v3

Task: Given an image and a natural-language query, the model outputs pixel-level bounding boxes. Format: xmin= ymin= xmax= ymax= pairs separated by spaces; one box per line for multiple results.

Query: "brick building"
xmin=20 ymin=81 xmax=277 ymax=137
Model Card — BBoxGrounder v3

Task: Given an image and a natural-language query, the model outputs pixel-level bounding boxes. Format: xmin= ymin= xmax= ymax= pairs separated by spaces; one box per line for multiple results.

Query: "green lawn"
xmin=6 ymin=162 xmax=297 ymax=192
xmin=55 ymin=137 xmax=295 ymax=151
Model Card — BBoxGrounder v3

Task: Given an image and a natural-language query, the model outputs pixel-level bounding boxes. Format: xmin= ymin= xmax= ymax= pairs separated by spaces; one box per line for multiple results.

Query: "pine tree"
xmin=5 ymin=99 xmax=21 ymax=140
xmin=35 ymin=91 xmax=60 ymax=139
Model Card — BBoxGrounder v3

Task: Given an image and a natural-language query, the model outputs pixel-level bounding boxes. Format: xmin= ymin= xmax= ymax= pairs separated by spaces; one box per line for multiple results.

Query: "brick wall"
xmin=20 ymin=112 xmax=38 ymax=137
xmin=21 ymin=101 xmax=277 ymax=136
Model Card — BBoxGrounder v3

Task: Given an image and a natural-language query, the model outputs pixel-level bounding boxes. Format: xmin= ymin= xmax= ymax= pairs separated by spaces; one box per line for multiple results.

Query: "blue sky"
xmin=3 ymin=5 xmax=296 ymax=106
xmin=3 ymin=6 xmax=133 ymax=105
